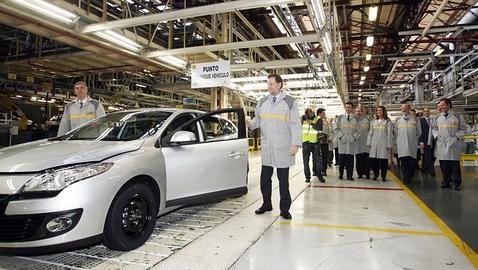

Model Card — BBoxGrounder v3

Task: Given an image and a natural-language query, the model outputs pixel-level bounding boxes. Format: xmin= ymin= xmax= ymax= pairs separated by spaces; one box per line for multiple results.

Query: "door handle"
xmin=228 ymin=151 xmax=245 ymax=158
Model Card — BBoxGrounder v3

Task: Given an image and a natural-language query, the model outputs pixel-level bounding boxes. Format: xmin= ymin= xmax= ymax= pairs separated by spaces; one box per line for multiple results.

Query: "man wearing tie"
xmin=433 ymin=98 xmax=467 ymax=190
xmin=394 ymin=103 xmax=422 ymax=184
xmin=334 ymin=102 xmax=360 ymax=180
xmin=58 ymin=81 xmax=106 ymax=136
xmin=247 ymin=74 xmax=302 ymax=219
xmin=419 ymin=108 xmax=436 ymax=176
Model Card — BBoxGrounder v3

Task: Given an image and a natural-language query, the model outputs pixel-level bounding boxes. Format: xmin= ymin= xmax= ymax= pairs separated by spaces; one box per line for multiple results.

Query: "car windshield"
xmin=56 ymin=111 xmax=172 ymax=141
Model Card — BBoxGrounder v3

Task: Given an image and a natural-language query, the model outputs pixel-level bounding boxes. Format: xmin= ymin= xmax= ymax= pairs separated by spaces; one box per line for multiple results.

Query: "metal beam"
xmin=387 ymin=53 xmax=468 ymax=61
xmin=81 ymin=0 xmax=300 ymax=33
xmin=234 ymin=11 xmax=284 ymax=61
xmin=399 ymin=24 xmax=478 ymax=36
xmin=384 ymin=60 xmax=399 ymax=84
xmin=145 ymin=34 xmax=320 ymax=57
xmin=422 ymin=0 xmax=449 ymax=36
xmin=230 ymin=58 xmax=325 ymax=71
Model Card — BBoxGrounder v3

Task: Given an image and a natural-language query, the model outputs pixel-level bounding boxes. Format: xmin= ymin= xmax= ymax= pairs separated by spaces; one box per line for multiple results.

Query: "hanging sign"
xmin=191 ymin=60 xmax=230 ymax=88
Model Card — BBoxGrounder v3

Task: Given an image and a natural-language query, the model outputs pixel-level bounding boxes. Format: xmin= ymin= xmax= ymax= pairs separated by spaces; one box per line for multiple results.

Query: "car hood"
xmin=0 ymin=140 xmax=144 ymax=173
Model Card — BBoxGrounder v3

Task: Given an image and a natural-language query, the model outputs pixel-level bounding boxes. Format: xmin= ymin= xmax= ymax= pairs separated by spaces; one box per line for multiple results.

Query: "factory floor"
xmin=0 ymin=152 xmax=476 ymax=269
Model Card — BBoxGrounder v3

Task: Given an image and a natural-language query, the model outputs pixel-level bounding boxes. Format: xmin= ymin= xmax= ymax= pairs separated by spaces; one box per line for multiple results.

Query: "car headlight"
xmin=21 ymin=163 xmax=114 ymax=193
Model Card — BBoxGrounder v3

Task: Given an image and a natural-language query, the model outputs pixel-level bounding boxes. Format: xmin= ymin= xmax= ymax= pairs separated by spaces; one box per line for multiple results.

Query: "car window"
xmin=163 ymin=114 xmax=200 ymax=143
xmin=61 ymin=111 xmax=171 ymax=141
xmin=202 ymin=116 xmax=238 ymax=142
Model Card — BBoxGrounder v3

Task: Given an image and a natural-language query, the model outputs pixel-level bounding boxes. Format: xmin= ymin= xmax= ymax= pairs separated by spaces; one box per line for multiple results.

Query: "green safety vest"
xmin=302 ymin=116 xmax=319 ymax=143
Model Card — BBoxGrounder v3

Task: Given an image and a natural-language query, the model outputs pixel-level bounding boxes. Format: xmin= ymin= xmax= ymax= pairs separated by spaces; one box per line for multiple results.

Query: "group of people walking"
xmin=302 ymin=98 xmax=467 ymax=191
xmin=247 ymin=73 xmax=468 ymax=221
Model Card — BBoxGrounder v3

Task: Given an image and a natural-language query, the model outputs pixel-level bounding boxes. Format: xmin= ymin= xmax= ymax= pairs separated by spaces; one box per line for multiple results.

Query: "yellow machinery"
xmin=0 ymin=95 xmax=28 ymax=130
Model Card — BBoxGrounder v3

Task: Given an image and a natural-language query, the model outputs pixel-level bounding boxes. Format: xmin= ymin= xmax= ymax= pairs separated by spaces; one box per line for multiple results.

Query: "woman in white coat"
xmin=367 ymin=106 xmax=393 ymax=182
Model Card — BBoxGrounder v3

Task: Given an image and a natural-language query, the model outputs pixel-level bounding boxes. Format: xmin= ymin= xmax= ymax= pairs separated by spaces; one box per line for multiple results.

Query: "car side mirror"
xmin=169 ymin=131 xmax=196 ymax=145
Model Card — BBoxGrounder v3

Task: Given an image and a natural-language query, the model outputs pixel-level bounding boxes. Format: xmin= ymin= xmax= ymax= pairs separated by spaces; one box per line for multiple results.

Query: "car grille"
xmin=0 ymin=215 xmax=45 ymax=242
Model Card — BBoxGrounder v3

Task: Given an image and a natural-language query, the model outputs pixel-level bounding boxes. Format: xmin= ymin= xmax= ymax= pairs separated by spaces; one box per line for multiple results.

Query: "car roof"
xmin=115 ymin=108 xmax=204 ymax=114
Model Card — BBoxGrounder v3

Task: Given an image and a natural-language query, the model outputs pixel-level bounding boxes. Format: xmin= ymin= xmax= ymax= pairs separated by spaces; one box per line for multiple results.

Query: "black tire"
xmin=103 ymin=182 xmax=159 ymax=251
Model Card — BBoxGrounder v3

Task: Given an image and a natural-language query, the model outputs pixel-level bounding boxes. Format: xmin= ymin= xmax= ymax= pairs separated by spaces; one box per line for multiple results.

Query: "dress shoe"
xmin=347 ymin=177 xmax=354 ymax=181
xmin=358 ymin=175 xmax=363 ymax=179
xmin=440 ymin=183 xmax=451 ymax=189
xmin=280 ymin=211 xmax=292 ymax=220
xmin=373 ymin=176 xmax=378 ymax=181
xmin=319 ymin=177 xmax=326 ymax=183
xmin=339 ymin=175 xmax=343 ymax=180
xmin=382 ymin=178 xmax=387 ymax=182
xmin=255 ymin=207 xmax=272 ymax=214
xmin=454 ymin=185 xmax=462 ymax=191
xmin=305 ymin=178 xmax=310 ymax=183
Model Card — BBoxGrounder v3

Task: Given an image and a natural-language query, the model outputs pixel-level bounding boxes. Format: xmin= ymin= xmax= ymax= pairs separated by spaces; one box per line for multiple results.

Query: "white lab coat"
xmin=334 ymin=114 xmax=360 ymax=155
xmin=367 ymin=119 xmax=393 ymax=159
xmin=249 ymin=91 xmax=302 ymax=168
xmin=394 ymin=115 xmax=421 ymax=159
xmin=432 ymin=111 xmax=466 ymax=161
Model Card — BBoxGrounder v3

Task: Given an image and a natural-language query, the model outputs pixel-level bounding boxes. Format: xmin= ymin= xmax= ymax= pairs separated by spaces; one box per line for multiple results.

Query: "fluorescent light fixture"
xmin=30 ymin=97 xmax=38 ymax=101
xmin=322 ymin=32 xmax=333 ymax=55
xmin=94 ymin=30 xmax=142 ymax=51
xmin=271 ymin=14 xmax=287 ymax=35
xmin=360 ymin=75 xmax=366 ymax=80
xmin=366 ymin=36 xmax=374 ymax=47
xmin=158 ymin=55 xmax=186 ymax=69
xmin=310 ymin=0 xmax=326 ymax=29
xmin=12 ymin=0 xmax=78 ymax=24
xmin=434 ymin=47 xmax=445 ymax=56
xmin=369 ymin=6 xmax=378 ymax=22
xmin=16 ymin=95 xmax=23 ymax=98
xmin=365 ymin=53 xmax=372 ymax=61
xmin=359 ymin=80 xmax=364 ymax=85
xmin=136 ymin=83 xmax=147 ymax=88
xmin=364 ymin=66 xmax=370 ymax=72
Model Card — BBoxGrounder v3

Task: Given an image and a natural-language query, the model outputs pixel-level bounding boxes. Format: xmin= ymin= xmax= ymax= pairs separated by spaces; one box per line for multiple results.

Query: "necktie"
xmin=272 ymin=96 xmax=277 ymax=104
xmin=79 ymin=102 xmax=83 ymax=109
xmin=444 ymin=112 xmax=448 ymax=117
xmin=426 ymin=118 xmax=429 ymax=126
xmin=347 ymin=115 xmax=350 ymax=122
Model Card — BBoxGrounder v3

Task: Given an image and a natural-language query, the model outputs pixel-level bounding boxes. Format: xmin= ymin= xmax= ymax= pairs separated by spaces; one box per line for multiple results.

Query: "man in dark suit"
xmin=419 ymin=108 xmax=436 ymax=176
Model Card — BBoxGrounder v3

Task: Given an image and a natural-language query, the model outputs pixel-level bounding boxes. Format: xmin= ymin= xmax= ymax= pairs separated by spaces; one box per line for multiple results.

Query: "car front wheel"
xmin=103 ymin=182 xmax=159 ymax=251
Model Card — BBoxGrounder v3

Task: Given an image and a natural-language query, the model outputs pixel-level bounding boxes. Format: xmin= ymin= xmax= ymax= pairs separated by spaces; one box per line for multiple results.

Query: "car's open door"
xmin=161 ymin=108 xmax=248 ymax=207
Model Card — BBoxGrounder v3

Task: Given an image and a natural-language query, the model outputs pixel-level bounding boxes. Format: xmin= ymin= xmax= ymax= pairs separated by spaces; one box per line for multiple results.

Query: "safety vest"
xmin=302 ymin=116 xmax=319 ymax=143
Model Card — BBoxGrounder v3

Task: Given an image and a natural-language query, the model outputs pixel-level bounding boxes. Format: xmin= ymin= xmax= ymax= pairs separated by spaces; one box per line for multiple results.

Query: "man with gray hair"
xmin=394 ymin=103 xmax=422 ymax=184
xmin=58 ymin=81 xmax=106 ymax=136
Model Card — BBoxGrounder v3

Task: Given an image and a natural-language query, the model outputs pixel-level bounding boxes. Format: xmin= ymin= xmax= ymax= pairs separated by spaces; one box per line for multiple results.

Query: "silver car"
xmin=0 ymin=108 xmax=248 ymax=254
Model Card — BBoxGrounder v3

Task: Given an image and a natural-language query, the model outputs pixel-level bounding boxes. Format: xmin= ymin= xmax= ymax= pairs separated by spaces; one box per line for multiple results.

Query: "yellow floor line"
xmin=389 ymin=170 xmax=478 ymax=269
xmin=279 ymin=221 xmax=445 ymax=236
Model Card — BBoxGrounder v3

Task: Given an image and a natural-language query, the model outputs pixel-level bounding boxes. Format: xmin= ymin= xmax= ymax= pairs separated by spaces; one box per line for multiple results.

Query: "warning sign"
xmin=191 ymin=60 xmax=230 ymax=89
